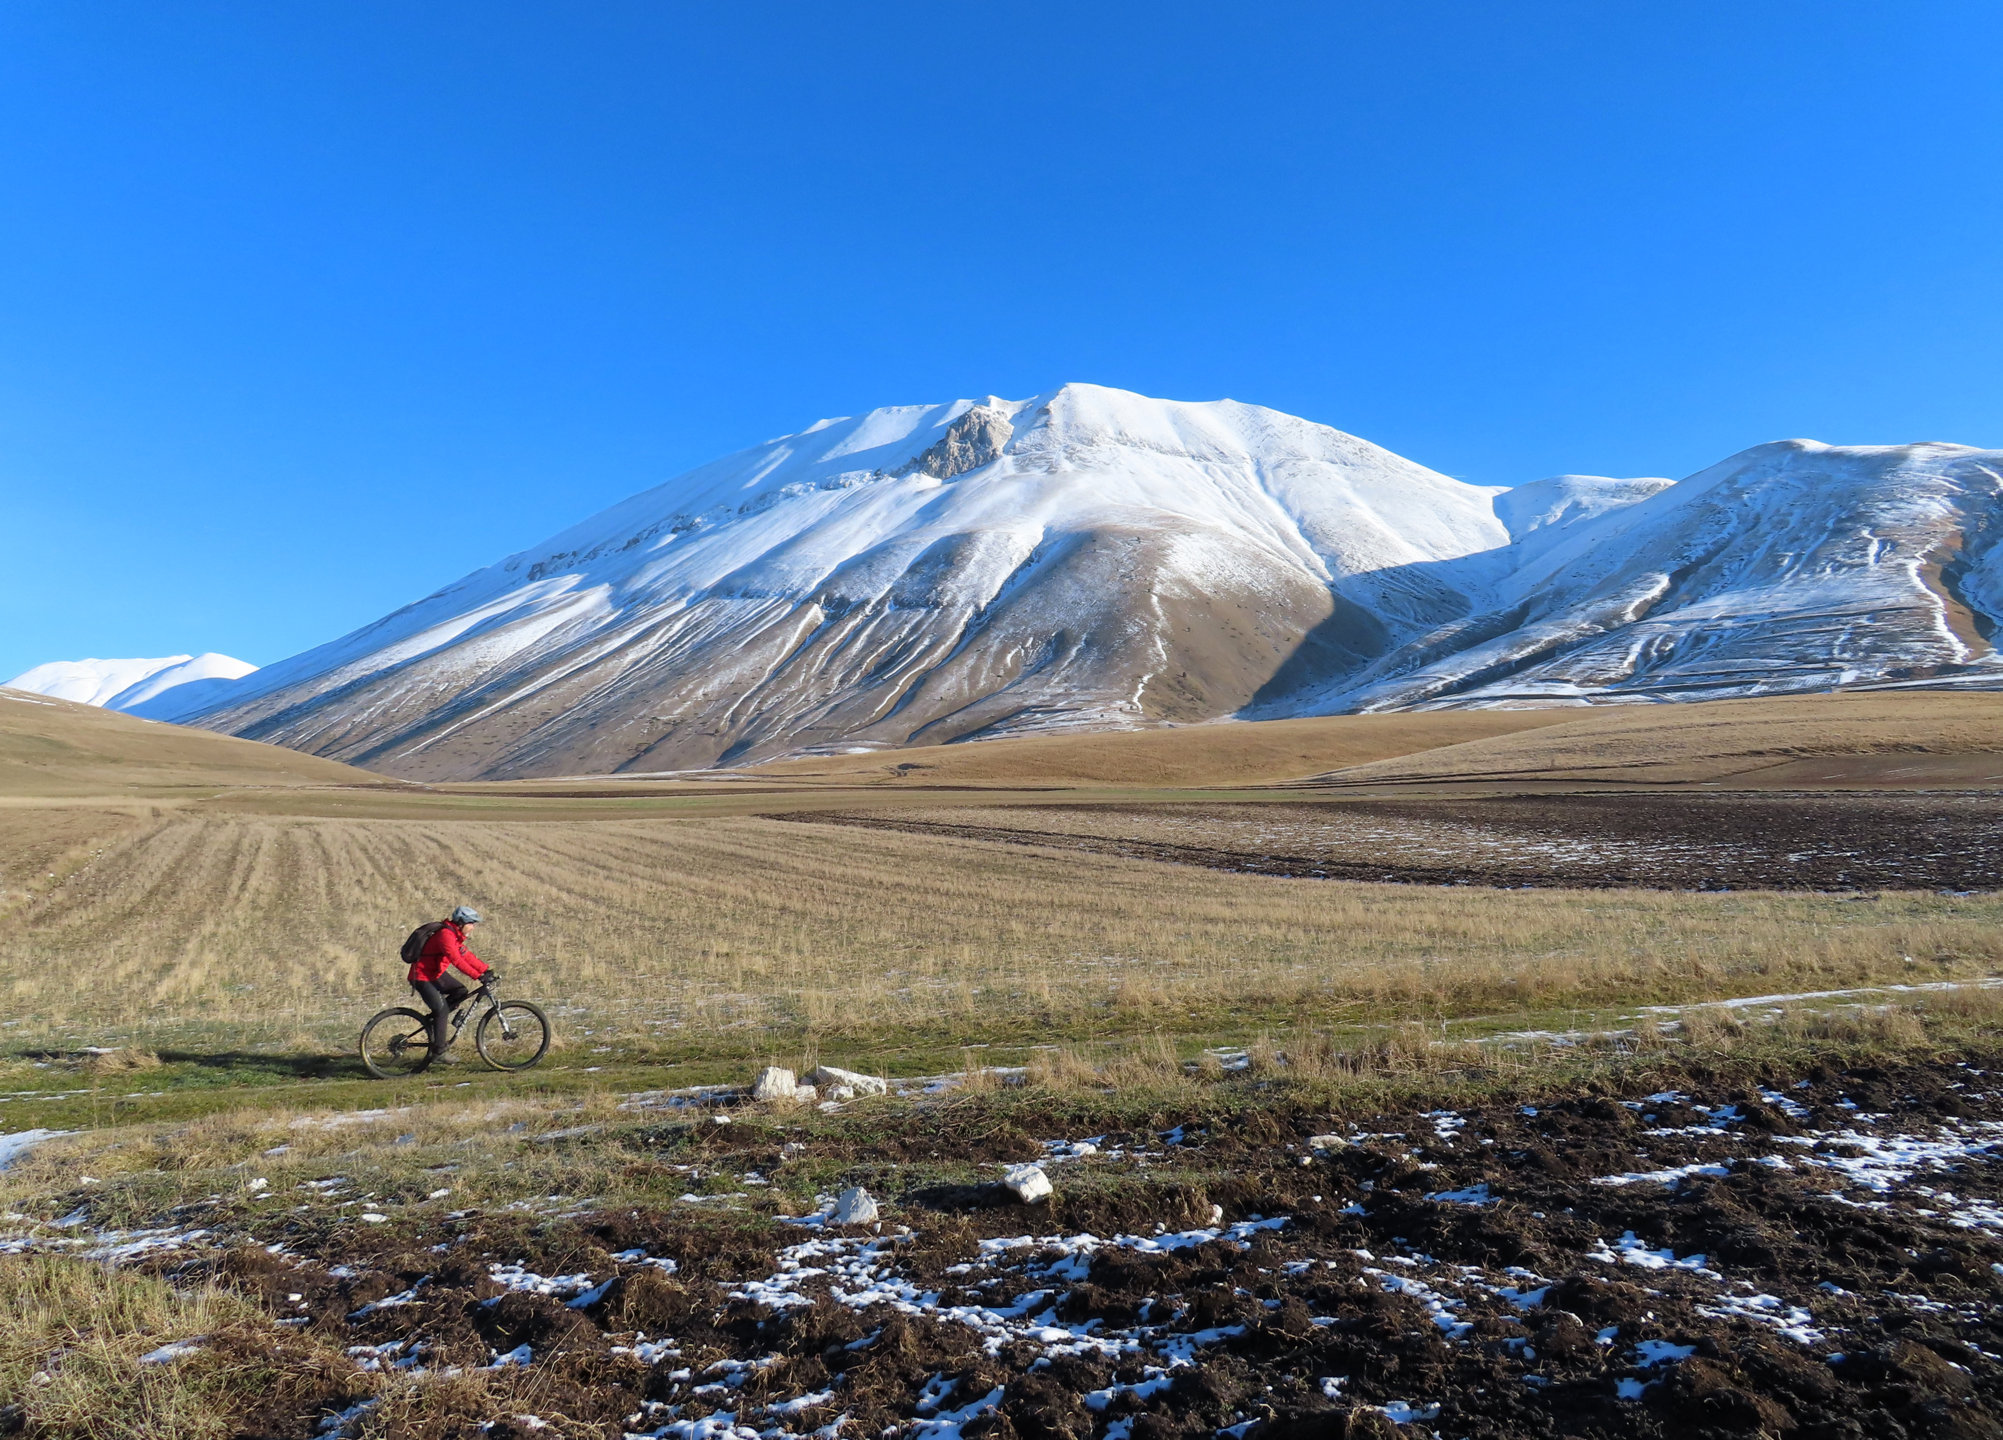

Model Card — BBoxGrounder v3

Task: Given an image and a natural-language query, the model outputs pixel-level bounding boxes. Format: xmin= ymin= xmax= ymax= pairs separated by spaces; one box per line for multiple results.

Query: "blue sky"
xmin=3 ymin=2 xmax=2000 ymax=678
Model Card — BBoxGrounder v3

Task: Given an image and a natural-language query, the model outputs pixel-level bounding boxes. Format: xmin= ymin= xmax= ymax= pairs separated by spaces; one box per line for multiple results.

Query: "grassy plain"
xmin=652 ymin=707 xmax=1580 ymax=788
xmin=6 ymin=810 xmax=1998 ymax=1070
xmin=0 ymin=691 xmax=1997 ymax=1128
xmin=1295 ymin=689 xmax=2003 ymax=789
xmin=0 ymin=687 xmax=389 ymax=798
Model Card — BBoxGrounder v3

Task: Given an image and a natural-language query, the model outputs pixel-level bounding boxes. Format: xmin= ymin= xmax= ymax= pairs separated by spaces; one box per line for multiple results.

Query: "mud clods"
xmin=79 ymin=1055 xmax=2003 ymax=1438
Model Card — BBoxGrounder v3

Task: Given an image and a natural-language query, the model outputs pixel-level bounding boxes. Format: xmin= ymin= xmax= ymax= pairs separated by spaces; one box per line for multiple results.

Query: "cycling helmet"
xmin=451 ymin=905 xmax=483 ymax=924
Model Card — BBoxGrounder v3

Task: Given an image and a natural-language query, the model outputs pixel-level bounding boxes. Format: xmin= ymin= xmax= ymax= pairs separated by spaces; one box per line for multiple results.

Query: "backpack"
xmin=400 ymin=920 xmax=447 ymax=969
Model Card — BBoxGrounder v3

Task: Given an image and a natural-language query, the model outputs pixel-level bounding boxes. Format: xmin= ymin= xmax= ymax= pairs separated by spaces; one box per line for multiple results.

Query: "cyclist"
xmin=409 ymin=905 xmax=495 ymax=1057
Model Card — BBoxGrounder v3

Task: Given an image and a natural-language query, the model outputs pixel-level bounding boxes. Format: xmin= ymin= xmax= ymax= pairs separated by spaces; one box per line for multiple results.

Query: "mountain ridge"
xmin=83 ymin=384 xmax=2003 ymax=780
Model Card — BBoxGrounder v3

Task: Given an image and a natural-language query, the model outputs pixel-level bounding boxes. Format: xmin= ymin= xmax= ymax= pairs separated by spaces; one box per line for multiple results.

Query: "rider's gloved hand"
xmin=481 ymin=970 xmax=499 ymax=985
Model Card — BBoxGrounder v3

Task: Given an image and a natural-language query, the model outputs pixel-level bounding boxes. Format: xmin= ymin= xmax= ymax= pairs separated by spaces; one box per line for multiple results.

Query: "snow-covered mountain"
xmin=144 ymin=384 xmax=2003 ymax=779
xmin=5 ymin=653 xmax=256 ymax=711
xmin=1311 ymin=440 xmax=2003 ymax=712
xmin=142 ymin=385 xmax=1510 ymax=777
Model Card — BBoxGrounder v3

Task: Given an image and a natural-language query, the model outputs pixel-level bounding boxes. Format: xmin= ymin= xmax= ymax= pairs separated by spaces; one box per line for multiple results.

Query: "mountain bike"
xmin=358 ymin=976 xmax=551 ymax=1079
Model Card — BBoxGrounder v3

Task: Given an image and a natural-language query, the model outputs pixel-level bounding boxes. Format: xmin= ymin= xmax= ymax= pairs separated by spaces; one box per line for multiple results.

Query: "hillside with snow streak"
xmin=1302 ymin=441 xmax=2003 ymax=714
xmin=148 ymin=385 xmax=2003 ymax=779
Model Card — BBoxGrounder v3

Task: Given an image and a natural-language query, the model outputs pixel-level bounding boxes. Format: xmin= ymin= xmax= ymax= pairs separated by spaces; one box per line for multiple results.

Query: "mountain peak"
xmin=122 ymin=388 xmax=2003 ymax=779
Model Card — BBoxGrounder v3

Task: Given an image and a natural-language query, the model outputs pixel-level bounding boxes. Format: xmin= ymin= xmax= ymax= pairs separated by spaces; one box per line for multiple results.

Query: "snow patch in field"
xmin=0 ymin=1129 xmax=69 ymax=1170
xmin=1588 ymin=1232 xmax=1719 ymax=1277
xmin=486 ymin=1262 xmax=600 ymax=1302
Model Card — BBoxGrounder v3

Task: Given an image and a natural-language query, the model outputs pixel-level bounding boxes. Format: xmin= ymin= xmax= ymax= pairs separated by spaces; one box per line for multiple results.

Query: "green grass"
xmin=4 ymin=959 xmax=1993 ymax=1138
xmin=5 ymin=982 xmax=1996 ymax=1235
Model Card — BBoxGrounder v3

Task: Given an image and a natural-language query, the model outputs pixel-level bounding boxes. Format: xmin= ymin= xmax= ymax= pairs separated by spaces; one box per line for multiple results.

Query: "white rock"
xmin=1306 ymin=1134 xmax=1349 ymax=1152
xmin=807 ymin=1065 xmax=888 ymax=1096
xmin=750 ymin=1066 xmax=797 ymax=1102
xmin=793 ymin=1084 xmax=819 ymax=1103
xmin=1002 ymin=1164 xmax=1053 ymax=1204
xmin=832 ymin=1186 xmax=878 ymax=1224
xmin=827 ymin=1084 xmax=856 ymax=1101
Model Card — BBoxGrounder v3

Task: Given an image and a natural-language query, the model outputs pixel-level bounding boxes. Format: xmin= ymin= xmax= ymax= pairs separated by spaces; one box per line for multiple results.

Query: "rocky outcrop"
xmin=895 ymin=404 xmax=1013 ymax=480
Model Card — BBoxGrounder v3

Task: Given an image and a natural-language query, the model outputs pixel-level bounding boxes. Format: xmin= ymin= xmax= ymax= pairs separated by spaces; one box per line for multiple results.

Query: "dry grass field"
xmin=0 ymin=687 xmax=386 ymax=798
xmin=440 ymin=690 xmax=2003 ymax=793
xmin=5 ymin=806 xmax=1998 ymax=1063
xmin=1295 ymin=689 xmax=2003 ymax=789
xmin=664 ymin=708 xmax=1579 ymax=789
xmin=2 ymin=690 xmax=2001 ymax=1071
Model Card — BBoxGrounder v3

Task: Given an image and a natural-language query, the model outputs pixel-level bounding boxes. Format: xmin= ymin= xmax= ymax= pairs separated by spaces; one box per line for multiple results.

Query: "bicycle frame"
xmin=444 ymin=980 xmax=500 ymax=1048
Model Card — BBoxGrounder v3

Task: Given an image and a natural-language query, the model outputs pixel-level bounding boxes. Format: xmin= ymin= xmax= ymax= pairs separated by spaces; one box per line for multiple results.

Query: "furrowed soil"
xmin=798 ymin=792 xmax=2003 ymax=891
xmin=8 ymin=1052 xmax=2002 ymax=1440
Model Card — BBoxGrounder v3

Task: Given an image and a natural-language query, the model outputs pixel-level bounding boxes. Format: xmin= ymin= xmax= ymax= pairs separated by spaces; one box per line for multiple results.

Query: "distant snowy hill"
xmin=6 ymin=653 xmax=256 ymax=711
xmin=145 ymin=384 xmax=2003 ymax=780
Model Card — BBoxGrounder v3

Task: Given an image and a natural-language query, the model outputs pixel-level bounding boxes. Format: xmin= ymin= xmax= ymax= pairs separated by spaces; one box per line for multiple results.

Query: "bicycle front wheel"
xmin=360 ymin=1006 xmax=436 ymax=1079
xmin=476 ymin=1000 xmax=551 ymax=1072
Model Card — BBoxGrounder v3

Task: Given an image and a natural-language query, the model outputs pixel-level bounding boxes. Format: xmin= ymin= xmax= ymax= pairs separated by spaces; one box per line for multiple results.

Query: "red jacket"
xmin=409 ymin=921 xmax=490 ymax=985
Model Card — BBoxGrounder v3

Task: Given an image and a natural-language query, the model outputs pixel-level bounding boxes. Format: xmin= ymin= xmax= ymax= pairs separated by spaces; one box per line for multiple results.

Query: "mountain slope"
xmin=1309 ymin=440 xmax=2003 ymax=712
xmin=0 ymin=686 xmax=385 ymax=797
xmin=153 ymin=384 xmax=1510 ymax=779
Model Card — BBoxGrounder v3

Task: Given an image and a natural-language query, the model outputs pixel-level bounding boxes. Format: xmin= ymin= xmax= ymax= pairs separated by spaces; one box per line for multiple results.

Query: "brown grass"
xmin=1303 ymin=691 xmax=2003 ymax=789
xmin=0 ymin=1089 xmax=641 ymax=1225
xmin=0 ymin=688 xmax=385 ymax=799
xmin=705 ymin=708 xmax=1580 ymax=789
xmin=4 ymin=689 xmax=2002 ymax=1067
xmin=2 ymin=808 xmax=1997 ymax=1053
xmin=0 ymin=1253 xmax=360 ymax=1440
xmin=0 ymin=801 xmax=159 ymax=913
xmin=4 ymin=988 xmax=1995 ymax=1247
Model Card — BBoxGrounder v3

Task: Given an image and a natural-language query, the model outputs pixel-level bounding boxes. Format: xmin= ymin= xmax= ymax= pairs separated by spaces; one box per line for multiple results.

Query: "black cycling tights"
xmin=412 ymin=976 xmax=469 ymax=1053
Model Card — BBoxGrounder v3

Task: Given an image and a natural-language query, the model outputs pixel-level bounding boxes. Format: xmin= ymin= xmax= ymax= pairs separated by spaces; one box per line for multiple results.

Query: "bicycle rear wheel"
xmin=360 ymin=1006 xmax=436 ymax=1079
xmin=476 ymin=1000 xmax=551 ymax=1072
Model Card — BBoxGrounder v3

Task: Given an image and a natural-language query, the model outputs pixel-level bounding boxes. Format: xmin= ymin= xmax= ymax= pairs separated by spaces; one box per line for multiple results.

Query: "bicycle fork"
xmin=450 ymin=994 xmax=515 ymax=1041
